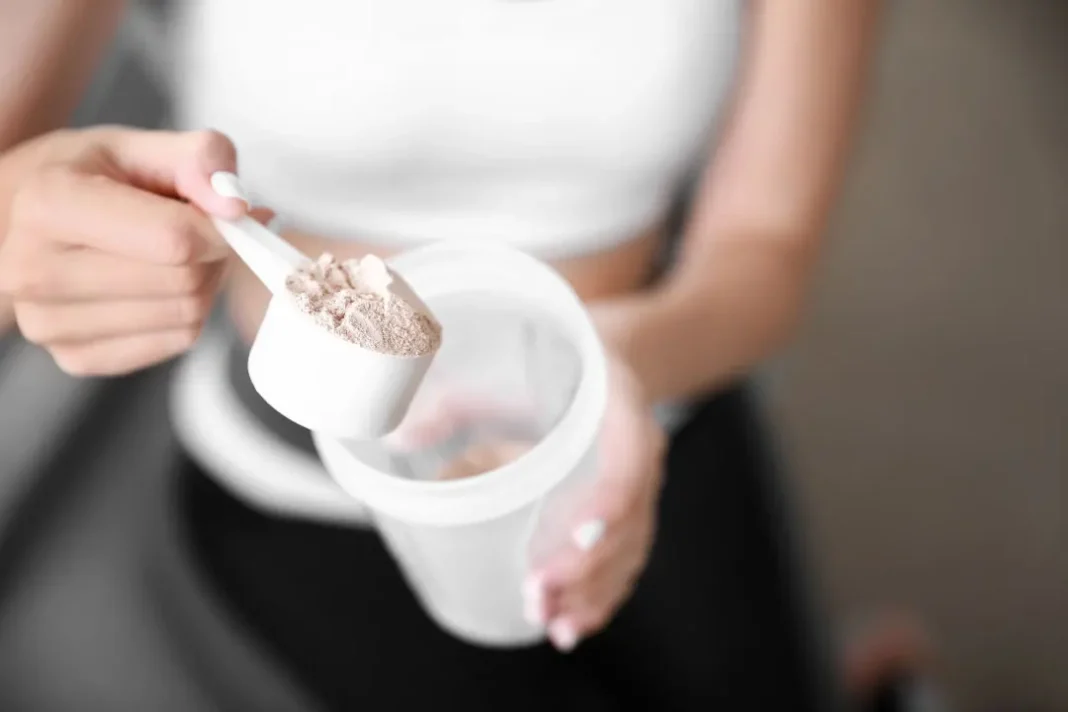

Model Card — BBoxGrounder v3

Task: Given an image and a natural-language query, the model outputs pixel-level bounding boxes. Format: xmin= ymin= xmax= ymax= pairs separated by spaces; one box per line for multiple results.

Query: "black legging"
xmin=174 ymin=383 xmax=829 ymax=711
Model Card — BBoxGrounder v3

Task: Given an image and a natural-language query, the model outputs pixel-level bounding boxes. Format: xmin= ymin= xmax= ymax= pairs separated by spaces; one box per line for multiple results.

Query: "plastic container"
xmin=211 ymin=209 xmax=440 ymax=440
xmin=313 ymin=243 xmax=608 ymax=646
xmin=247 ymin=266 xmax=438 ymax=440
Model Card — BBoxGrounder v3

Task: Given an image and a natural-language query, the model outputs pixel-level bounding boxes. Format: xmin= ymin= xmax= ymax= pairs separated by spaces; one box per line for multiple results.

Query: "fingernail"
xmin=210 ymin=171 xmax=249 ymax=205
xmin=572 ymin=519 xmax=606 ymax=552
xmin=548 ymin=619 xmax=579 ymax=653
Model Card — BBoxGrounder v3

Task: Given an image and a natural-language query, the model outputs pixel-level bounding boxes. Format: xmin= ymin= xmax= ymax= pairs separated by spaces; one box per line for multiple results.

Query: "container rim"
xmin=314 ymin=242 xmax=608 ymax=526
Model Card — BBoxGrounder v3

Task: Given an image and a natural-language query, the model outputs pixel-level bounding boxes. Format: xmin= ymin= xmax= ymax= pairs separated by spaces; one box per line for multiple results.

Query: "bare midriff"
xmin=226 ymin=224 xmax=666 ymax=345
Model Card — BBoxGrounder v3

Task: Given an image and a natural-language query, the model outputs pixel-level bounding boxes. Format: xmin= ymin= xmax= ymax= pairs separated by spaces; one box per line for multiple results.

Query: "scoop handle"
xmin=207 ymin=172 xmax=308 ymax=295
xmin=212 ymin=215 xmax=308 ymax=296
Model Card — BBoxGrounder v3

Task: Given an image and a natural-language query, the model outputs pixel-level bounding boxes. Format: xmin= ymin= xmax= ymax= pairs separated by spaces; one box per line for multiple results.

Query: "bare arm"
xmin=594 ymin=0 xmax=883 ymax=403
xmin=0 ymin=0 xmax=125 ymax=146
xmin=0 ymin=0 xmax=124 ymax=329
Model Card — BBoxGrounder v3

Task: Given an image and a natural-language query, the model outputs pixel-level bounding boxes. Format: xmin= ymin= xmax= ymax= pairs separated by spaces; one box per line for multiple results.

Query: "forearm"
xmin=593 ymin=0 xmax=880 ymax=403
xmin=593 ymin=231 xmax=811 ymax=403
xmin=0 ymin=0 xmax=125 ymax=148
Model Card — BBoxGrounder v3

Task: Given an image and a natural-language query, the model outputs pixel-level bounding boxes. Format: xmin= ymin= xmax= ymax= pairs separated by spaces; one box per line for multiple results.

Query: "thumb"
xmin=96 ymin=128 xmax=249 ymax=219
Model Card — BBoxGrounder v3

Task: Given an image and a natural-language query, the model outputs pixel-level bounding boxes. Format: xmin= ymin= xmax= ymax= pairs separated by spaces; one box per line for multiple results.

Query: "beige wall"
xmin=770 ymin=2 xmax=1067 ymax=710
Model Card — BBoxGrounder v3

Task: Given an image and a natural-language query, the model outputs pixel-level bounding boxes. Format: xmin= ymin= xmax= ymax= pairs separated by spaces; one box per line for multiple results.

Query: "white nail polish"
xmin=210 ymin=171 xmax=249 ymax=204
xmin=572 ymin=519 xmax=606 ymax=552
xmin=548 ymin=620 xmax=579 ymax=652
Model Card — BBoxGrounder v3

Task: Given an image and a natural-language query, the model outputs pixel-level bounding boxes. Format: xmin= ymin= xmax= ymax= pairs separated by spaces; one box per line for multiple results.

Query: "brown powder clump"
xmin=436 ymin=440 xmax=534 ymax=481
xmin=285 ymin=253 xmax=441 ymax=357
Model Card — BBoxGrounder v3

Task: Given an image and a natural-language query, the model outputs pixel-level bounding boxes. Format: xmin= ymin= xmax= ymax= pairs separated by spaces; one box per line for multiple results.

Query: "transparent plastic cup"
xmin=313 ymin=243 xmax=608 ymax=647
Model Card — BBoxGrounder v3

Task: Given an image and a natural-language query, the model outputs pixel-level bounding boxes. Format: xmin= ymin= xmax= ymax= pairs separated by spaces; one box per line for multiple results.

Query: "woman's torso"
xmin=166 ymin=0 xmax=741 ymax=339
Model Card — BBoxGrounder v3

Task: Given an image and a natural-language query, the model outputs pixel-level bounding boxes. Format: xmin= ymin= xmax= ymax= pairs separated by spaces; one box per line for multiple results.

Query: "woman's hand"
xmin=0 ymin=127 xmax=250 ymax=375
xmin=524 ymin=351 xmax=667 ymax=652
xmin=0 ymin=294 xmax=13 ymax=335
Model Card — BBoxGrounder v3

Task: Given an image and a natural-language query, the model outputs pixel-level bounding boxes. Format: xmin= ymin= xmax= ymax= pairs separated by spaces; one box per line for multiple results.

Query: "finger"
xmin=545 ymin=547 xmax=645 ymax=653
xmin=546 ymin=598 xmax=620 ymax=653
xmin=384 ymin=393 xmax=455 ymax=450
xmin=526 ymin=509 xmax=642 ymax=629
xmin=546 ymin=618 xmax=583 ymax=653
xmin=556 ymin=548 xmax=642 ymax=618
xmin=528 ymin=532 xmax=616 ymax=631
xmin=49 ymin=327 xmax=203 ymax=377
xmin=532 ymin=489 xmax=654 ymax=623
xmin=521 ymin=572 xmax=553 ymax=628
xmin=13 ymin=169 xmax=229 ymax=265
xmin=549 ymin=577 xmax=637 ymax=652
xmin=95 ymin=128 xmax=248 ymax=219
xmin=539 ymin=530 xmax=617 ymax=594
xmin=16 ymin=269 xmax=221 ymax=344
xmin=533 ymin=475 xmax=640 ymax=592
xmin=2 ymin=249 xmax=221 ymax=302
xmin=386 ymin=390 xmax=536 ymax=451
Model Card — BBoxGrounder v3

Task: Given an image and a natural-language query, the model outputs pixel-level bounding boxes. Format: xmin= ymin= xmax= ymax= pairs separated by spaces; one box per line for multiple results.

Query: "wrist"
xmin=589 ymin=288 xmax=673 ymax=405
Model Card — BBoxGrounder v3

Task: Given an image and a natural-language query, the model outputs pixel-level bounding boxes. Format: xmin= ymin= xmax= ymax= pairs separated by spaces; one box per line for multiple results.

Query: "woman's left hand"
xmin=523 ymin=350 xmax=667 ymax=652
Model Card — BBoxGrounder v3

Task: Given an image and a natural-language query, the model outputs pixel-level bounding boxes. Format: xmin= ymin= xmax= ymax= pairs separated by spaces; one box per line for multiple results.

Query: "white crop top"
xmin=167 ymin=0 xmax=742 ymax=257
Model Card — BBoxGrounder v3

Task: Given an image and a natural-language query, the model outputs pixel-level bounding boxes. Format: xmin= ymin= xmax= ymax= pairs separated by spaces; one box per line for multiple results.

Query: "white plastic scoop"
xmin=208 ymin=172 xmax=439 ymax=441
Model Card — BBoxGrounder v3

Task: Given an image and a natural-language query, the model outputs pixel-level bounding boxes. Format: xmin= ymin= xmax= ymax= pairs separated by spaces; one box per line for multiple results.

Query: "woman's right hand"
xmin=0 ymin=127 xmax=249 ymax=375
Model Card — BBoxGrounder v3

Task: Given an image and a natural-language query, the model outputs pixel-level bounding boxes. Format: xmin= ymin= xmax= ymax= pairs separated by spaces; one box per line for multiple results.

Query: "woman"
xmin=0 ymin=1 xmax=883 ymax=709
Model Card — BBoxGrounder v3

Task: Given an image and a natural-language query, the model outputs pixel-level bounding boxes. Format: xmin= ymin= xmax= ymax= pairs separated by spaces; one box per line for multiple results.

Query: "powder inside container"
xmin=285 ymin=253 xmax=441 ymax=357
xmin=436 ymin=440 xmax=535 ymax=481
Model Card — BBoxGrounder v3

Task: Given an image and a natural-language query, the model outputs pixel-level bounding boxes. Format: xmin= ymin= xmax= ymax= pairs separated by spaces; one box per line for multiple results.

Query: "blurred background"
xmin=0 ymin=1 xmax=1064 ymax=710
xmin=768 ymin=2 xmax=1067 ymax=710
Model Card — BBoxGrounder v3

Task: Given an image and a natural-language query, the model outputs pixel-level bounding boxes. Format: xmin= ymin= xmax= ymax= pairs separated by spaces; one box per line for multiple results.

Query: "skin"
xmin=536 ymin=0 xmax=884 ymax=649
xmin=436 ymin=441 xmax=534 ymax=482
xmin=0 ymin=0 xmax=126 ymax=330
xmin=0 ymin=0 xmax=881 ymax=654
